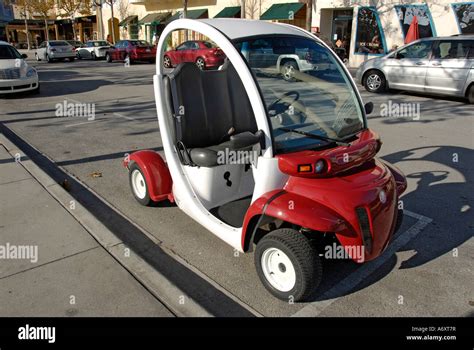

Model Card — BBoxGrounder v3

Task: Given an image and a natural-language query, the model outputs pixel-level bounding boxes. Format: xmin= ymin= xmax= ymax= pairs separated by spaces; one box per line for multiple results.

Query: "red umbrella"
xmin=405 ymin=15 xmax=420 ymax=44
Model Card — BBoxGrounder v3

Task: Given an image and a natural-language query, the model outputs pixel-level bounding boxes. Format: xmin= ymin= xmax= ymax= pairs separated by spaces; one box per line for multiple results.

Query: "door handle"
xmin=415 ymin=62 xmax=426 ymax=66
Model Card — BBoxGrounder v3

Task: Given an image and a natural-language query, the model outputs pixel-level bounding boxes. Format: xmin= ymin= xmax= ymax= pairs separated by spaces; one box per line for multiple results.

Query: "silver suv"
xmin=356 ymin=35 xmax=474 ymax=103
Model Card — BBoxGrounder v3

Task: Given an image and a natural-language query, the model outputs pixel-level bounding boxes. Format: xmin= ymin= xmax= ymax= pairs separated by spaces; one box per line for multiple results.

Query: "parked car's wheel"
xmin=91 ymin=51 xmax=96 ymax=60
xmin=281 ymin=60 xmax=299 ymax=82
xmin=163 ymin=55 xmax=172 ymax=68
xmin=106 ymin=53 xmax=112 ymax=63
xmin=196 ymin=57 xmax=205 ymax=70
xmin=467 ymin=85 xmax=474 ymax=104
xmin=76 ymin=52 xmax=82 ymax=59
xmin=35 ymin=53 xmax=41 ymax=61
xmin=46 ymin=54 xmax=53 ymax=63
xmin=129 ymin=162 xmax=152 ymax=206
xmin=363 ymin=70 xmax=386 ymax=93
xmin=31 ymin=83 xmax=40 ymax=95
xmin=255 ymin=228 xmax=322 ymax=301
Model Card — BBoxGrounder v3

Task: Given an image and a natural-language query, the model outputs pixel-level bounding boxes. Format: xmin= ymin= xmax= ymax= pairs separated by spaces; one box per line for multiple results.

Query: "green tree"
xmin=57 ymin=0 xmax=92 ymax=40
xmin=29 ymin=0 xmax=57 ymax=41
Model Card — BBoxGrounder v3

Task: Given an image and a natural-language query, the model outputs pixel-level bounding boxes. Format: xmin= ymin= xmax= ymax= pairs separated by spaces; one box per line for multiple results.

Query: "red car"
xmin=163 ymin=40 xmax=225 ymax=70
xmin=106 ymin=40 xmax=156 ymax=64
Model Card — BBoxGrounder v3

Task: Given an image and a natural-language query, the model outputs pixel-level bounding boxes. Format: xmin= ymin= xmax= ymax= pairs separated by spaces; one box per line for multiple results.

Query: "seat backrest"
xmin=168 ymin=62 xmax=257 ymax=149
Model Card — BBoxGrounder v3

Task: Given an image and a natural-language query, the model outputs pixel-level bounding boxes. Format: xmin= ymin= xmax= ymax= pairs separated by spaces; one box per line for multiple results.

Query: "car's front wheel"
xmin=255 ymin=228 xmax=322 ymax=302
xmin=467 ymin=85 xmax=474 ymax=104
xmin=91 ymin=51 xmax=96 ymax=60
xmin=106 ymin=53 xmax=112 ymax=63
xmin=363 ymin=70 xmax=386 ymax=93
xmin=163 ymin=55 xmax=172 ymax=68
xmin=281 ymin=61 xmax=299 ymax=82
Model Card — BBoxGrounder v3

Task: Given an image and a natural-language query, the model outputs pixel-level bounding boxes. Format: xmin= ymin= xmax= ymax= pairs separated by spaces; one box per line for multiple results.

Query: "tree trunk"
xmin=241 ymin=0 xmax=246 ymax=19
xmin=72 ymin=18 xmax=76 ymax=40
xmin=44 ymin=18 xmax=49 ymax=41
xmin=305 ymin=0 xmax=313 ymax=32
xmin=24 ymin=17 xmax=31 ymax=50
xmin=110 ymin=2 xmax=116 ymax=43
xmin=183 ymin=0 xmax=188 ymax=41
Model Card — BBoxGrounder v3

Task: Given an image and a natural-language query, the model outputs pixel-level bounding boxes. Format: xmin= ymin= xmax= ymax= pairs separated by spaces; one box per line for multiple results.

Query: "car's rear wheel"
xmin=196 ymin=57 xmax=205 ymax=70
xmin=163 ymin=55 xmax=172 ymax=68
xmin=364 ymin=70 xmax=386 ymax=93
xmin=106 ymin=53 xmax=112 ymax=63
xmin=467 ymin=85 xmax=474 ymax=104
xmin=129 ymin=163 xmax=152 ymax=206
xmin=46 ymin=54 xmax=53 ymax=63
xmin=91 ymin=51 xmax=96 ymax=60
xmin=281 ymin=61 xmax=299 ymax=82
xmin=255 ymin=228 xmax=322 ymax=301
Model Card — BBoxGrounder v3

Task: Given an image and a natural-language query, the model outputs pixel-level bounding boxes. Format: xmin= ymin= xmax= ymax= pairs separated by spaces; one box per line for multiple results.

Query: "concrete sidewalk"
xmin=0 ymin=134 xmax=174 ymax=316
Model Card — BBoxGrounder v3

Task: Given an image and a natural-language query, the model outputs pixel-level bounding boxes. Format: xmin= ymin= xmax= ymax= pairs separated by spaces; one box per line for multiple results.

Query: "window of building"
xmin=395 ymin=5 xmax=436 ymax=40
xmin=354 ymin=7 xmax=386 ymax=55
xmin=452 ymin=2 xmax=474 ymax=34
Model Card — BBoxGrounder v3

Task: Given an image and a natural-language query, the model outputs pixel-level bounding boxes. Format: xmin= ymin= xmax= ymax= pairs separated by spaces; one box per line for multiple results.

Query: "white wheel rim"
xmin=261 ymin=247 xmax=296 ymax=292
xmin=284 ymin=65 xmax=294 ymax=79
xmin=131 ymin=170 xmax=147 ymax=199
xmin=196 ymin=59 xmax=204 ymax=69
xmin=367 ymin=74 xmax=381 ymax=90
xmin=164 ymin=56 xmax=171 ymax=67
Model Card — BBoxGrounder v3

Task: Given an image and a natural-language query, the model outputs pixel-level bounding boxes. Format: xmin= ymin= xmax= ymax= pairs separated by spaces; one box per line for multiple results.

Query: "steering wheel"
xmin=268 ymin=91 xmax=300 ymax=117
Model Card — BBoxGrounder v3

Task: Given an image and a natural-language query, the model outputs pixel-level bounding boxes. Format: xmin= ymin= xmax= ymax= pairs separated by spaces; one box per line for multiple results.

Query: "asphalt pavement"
xmin=0 ymin=54 xmax=472 ymax=317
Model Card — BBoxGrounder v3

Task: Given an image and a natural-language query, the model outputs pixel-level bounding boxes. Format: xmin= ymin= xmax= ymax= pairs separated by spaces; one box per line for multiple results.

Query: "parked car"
xmin=77 ymin=40 xmax=111 ymax=60
xmin=35 ymin=40 xmax=76 ymax=62
xmin=66 ymin=40 xmax=83 ymax=50
xmin=106 ymin=40 xmax=156 ymax=64
xmin=0 ymin=41 xmax=39 ymax=95
xmin=356 ymin=35 xmax=474 ymax=103
xmin=163 ymin=40 xmax=225 ymax=70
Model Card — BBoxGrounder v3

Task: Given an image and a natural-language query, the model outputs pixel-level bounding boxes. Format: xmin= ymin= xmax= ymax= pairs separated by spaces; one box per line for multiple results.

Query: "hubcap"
xmin=164 ymin=57 xmax=171 ymax=68
xmin=196 ymin=59 xmax=204 ymax=69
xmin=261 ymin=247 xmax=296 ymax=292
xmin=284 ymin=65 xmax=294 ymax=80
xmin=367 ymin=74 xmax=382 ymax=90
xmin=131 ymin=170 xmax=147 ymax=199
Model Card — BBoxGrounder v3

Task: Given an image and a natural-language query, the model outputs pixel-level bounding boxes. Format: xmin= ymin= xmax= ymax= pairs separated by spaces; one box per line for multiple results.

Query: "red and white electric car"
xmin=124 ymin=19 xmax=407 ymax=301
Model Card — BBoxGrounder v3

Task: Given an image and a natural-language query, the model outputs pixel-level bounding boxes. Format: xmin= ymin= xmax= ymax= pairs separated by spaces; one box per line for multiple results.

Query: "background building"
xmin=0 ymin=0 xmax=13 ymax=41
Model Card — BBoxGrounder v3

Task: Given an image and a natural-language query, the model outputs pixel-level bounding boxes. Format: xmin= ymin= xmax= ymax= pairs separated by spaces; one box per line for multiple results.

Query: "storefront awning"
xmin=7 ymin=19 xmax=55 ymax=26
xmin=214 ymin=6 xmax=241 ymax=18
xmin=138 ymin=12 xmax=171 ymax=25
xmin=119 ymin=15 xmax=138 ymax=27
xmin=165 ymin=8 xmax=208 ymax=23
xmin=260 ymin=3 xmax=305 ymax=20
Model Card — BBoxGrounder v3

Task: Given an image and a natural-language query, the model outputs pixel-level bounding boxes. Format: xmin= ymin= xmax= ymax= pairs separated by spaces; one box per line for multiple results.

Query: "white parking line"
xmin=113 ymin=112 xmax=135 ymax=121
xmin=291 ymin=210 xmax=433 ymax=317
xmin=64 ymin=120 xmax=100 ymax=128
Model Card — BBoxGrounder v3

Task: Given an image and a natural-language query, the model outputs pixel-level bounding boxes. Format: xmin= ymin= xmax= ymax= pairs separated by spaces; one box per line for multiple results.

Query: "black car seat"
xmin=167 ymin=62 xmax=262 ymax=167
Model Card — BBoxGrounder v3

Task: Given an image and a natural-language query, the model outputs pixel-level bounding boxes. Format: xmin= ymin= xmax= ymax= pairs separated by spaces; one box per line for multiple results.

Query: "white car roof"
xmin=197 ymin=19 xmax=312 ymax=41
xmin=0 ymin=40 xmax=11 ymax=46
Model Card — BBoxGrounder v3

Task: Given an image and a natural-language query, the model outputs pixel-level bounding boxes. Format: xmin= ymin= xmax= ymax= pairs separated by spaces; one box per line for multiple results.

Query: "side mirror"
xmin=21 ymin=53 xmax=28 ymax=59
xmin=364 ymin=102 xmax=374 ymax=115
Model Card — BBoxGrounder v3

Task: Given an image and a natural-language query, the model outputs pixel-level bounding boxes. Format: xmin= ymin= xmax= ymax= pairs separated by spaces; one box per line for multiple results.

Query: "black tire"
xmin=467 ymin=85 xmax=474 ymax=104
xmin=128 ymin=162 xmax=152 ymax=206
xmin=195 ymin=57 xmax=205 ymax=70
xmin=106 ymin=53 xmax=112 ymax=63
xmin=363 ymin=70 xmax=386 ymax=93
xmin=281 ymin=60 xmax=299 ymax=82
xmin=31 ymin=83 xmax=40 ymax=95
xmin=91 ymin=51 xmax=96 ymax=60
xmin=255 ymin=228 xmax=322 ymax=301
xmin=46 ymin=54 xmax=53 ymax=63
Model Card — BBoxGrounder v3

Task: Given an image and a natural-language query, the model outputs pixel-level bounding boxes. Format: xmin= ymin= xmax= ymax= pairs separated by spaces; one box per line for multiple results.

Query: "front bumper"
xmin=0 ymin=76 xmax=39 ymax=94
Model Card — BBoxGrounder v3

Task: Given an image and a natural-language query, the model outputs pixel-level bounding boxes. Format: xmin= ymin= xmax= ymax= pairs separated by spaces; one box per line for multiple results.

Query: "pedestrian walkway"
xmin=0 ymin=134 xmax=173 ymax=316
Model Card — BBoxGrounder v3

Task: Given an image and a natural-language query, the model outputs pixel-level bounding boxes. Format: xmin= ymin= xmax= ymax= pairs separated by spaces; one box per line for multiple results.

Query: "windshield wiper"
xmin=279 ymin=127 xmax=351 ymax=147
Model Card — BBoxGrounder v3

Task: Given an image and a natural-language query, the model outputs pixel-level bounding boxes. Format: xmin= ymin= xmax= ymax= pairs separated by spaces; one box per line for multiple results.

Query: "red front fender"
xmin=124 ymin=150 xmax=173 ymax=202
xmin=241 ymin=190 xmax=348 ymax=251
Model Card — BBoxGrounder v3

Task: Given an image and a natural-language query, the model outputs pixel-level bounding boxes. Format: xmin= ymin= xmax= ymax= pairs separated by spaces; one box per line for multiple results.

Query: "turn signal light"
xmin=298 ymin=164 xmax=312 ymax=173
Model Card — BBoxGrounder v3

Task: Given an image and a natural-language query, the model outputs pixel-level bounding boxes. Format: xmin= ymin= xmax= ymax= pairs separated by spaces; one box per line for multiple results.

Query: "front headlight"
xmin=26 ymin=67 xmax=37 ymax=78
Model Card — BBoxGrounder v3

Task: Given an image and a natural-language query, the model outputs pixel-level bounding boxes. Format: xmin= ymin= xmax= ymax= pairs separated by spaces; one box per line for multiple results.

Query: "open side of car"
xmin=124 ymin=19 xmax=407 ymax=301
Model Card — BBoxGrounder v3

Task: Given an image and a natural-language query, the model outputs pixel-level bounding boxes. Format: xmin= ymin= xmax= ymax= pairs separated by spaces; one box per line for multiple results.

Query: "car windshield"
xmin=202 ymin=41 xmax=216 ymax=48
xmin=235 ymin=35 xmax=365 ymax=153
xmin=50 ymin=41 xmax=69 ymax=47
xmin=92 ymin=41 xmax=108 ymax=47
xmin=130 ymin=40 xmax=150 ymax=46
xmin=0 ymin=45 xmax=22 ymax=59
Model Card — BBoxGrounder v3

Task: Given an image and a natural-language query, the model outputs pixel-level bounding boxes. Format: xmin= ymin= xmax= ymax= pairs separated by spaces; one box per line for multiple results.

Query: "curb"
xmin=0 ymin=133 xmax=212 ymax=317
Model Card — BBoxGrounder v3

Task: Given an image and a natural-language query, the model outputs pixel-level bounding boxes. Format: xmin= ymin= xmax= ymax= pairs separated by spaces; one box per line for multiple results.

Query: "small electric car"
xmin=124 ymin=19 xmax=407 ymax=301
